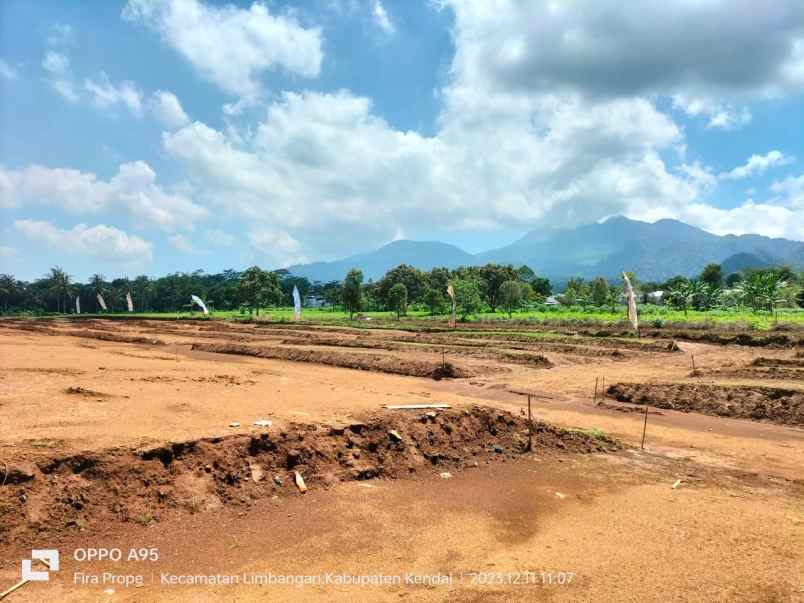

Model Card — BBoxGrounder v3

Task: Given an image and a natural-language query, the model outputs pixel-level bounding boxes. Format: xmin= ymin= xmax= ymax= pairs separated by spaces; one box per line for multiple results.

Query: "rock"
xmin=253 ymin=420 xmax=272 ymax=428
xmin=250 ymin=463 xmax=264 ymax=482
xmin=273 ymin=475 xmax=284 ymax=487
xmin=229 ymin=421 xmax=240 ymax=428
xmin=439 ymin=472 xmax=453 ymax=479
xmin=388 ymin=429 xmax=403 ymax=442
xmin=492 ymin=445 xmax=504 ymax=454
xmin=3 ymin=462 xmax=36 ymax=484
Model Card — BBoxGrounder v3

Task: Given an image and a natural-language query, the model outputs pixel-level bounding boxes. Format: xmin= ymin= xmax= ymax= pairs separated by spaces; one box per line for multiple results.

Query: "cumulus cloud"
xmin=122 ymin=0 xmax=323 ymax=98
xmin=672 ymin=95 xmax=752 ymax=130
xmin=248 ymin=228 xmax=307 ymax=266
xmin=13 ymin=219 xmax=154 ymax=263
xmin=148 ymin=90 xmax=189 ymax=128
xmin=0 ymin=161 xmax=207 ymax=231
xmin=720 ymin=151 xmax=793 ymax=180
xmin=85 ymin=73 xmax=144 ymax=115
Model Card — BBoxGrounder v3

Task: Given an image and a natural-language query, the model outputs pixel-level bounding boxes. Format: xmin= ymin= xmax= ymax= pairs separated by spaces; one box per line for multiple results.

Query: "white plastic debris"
xmin=253 ymin=420 xmax=272 ymax=427
xmin=229 ymin=421 xmax=240 ymax=428
xmin=439 ymin=472 xmax=453 ymax=479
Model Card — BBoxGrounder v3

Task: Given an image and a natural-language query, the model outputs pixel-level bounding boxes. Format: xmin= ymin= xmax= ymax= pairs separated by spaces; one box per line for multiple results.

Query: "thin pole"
xmin=593 ymin=377 xmax=599 ymax=405
xmin=527 ymin=394 xmax=533 ymax=452
xmin=691 ymin=353 xmax=696 ymax=372
xmin=641 ymin=404 xmax=649 ymax=449
xmin=442 ymin=349 xmax=446 ymax=369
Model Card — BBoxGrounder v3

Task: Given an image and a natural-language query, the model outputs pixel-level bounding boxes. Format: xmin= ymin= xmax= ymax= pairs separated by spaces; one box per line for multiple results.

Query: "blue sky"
xmin=2 ymin=0 xmax=804 ymax=281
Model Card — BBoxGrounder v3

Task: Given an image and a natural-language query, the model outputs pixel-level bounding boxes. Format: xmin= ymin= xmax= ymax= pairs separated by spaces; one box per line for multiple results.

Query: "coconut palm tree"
xmin=48 ymin=266 xmax=74 ymax=314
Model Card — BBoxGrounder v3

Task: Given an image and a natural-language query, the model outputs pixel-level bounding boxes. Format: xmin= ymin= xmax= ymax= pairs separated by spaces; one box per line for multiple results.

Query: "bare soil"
xmin=1 ymin=317 xmax=803 ymax=601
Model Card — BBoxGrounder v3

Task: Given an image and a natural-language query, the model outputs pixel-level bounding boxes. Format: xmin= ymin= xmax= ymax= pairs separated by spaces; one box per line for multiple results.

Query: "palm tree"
xmin=0 ymin=274 xmax=17 ymax=312
xmin=48 ymin=266 xmax=74 ymax=314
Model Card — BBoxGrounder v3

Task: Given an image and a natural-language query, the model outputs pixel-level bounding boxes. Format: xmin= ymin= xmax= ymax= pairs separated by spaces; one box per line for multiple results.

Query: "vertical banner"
xmin=622 ymin=272 xmax=639 ymax=333
xmin=190 ymin=294 xmax=209 ymax=315
xmin=446 ymin=283 xmax=456 ymax=328
xmin=126 ymin=291 xmax=134 ymax=313
xmin=75 ymin=297 xmax=81 ymax=314
xmin=292 ymin=285 xmax=301 ymax=321
xmin=96 ymin=293 xmax=108 ymax=311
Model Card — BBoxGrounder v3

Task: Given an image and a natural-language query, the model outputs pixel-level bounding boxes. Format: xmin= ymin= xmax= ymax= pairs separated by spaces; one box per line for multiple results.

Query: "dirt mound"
xmin=189 ymin=342 xmax=488 ymax=379
xmin=606 ymin=382 xmax=804 ymax=426
xmin=691 ymin=367 xmax=804 ymax=381
xmin=751 ymin=356 xmax=804 ymax=368
xmin=0 ymin=407 xmax=616 ymax=545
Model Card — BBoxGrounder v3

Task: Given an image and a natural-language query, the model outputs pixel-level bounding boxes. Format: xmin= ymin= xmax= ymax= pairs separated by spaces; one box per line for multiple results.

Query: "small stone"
xmin=439 ymin=472 xmax=453 ymax=479
xmin=253 ymin=420 xmax=272 ymax=427
xmin=273 ymin=475 xmax=283 ymax=487
xmin=229 ymin=421 xmax=240 ymax=428
xmin=492 ymin=445 xmax=504 ymax=454
xmin=250 ymin=463 xmax=264 ymax=482
xmin=388 ymin=430 xmax=403 ymax=442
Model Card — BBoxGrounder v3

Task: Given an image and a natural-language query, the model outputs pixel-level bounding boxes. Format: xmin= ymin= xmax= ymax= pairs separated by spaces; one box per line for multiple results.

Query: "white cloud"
xmin=770 ymin=173 xmax=804 ymax=209
xmin=85 ymin=73 xmax=144 ymax=115
xmin=720 ymin=151 xmax=793 ymax=180
xmin=167 ymin=233 xmax=195 ymax=253
xmin=204 ymin=228 xmax=236 ymax=247
xmin=123 ymin=0 xmax=323 ymax=98
xmin=13 ymin=219 xmax=154 ymax=263
xmin=672 ymin=95 xmax=752 ymax=130
xmin=0 ymin=59 xmax=18 ymax=80
xmin=0 ymin=161 xmax=207 ymax=231
xmin=149 ymin=90 xmax=189 ymax=128
xmin=248 ymin=228 xmax=307 ymax=266
xmin=42 ymin=50 xmax=78 ymax=101
xmin=372 ymin=1 xmax=395 ymax=35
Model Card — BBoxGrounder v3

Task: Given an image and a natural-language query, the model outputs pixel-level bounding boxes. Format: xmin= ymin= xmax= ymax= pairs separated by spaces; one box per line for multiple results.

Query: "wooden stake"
xmin=527 ymin=394 xmax=533 ymax=452
xmin=641 ymin=404 xmax=649 ymax=449
xmin=691 ymin=353 xmax=696 ymax=372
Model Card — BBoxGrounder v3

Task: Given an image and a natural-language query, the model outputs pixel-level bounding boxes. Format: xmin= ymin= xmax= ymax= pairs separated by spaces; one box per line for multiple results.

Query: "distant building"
xmin=544 ymin=295 xmax=560 ymax=306
xmin=646 ymin=290 xmax=664 ymax=304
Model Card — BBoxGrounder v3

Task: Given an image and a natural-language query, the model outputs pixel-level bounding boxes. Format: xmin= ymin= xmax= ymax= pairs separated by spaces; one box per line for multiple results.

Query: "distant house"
xmin=646 ymin=290 xmax=664 ymax=304
xmin=544 ymin=295 xmax=560 ymax=306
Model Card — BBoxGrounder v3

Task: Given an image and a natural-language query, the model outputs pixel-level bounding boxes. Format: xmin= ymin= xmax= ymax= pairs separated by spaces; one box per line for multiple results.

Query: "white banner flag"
xmin=126 ymin=291 xmax=134 ymax=312
xmin=96 ymin=293 xmax=107 ymax=311
xmin=191 ymin=294 xmax=209 ymax=315
xmin=622 ymin=272 xmax=639 ymax=332
xmin=292 ymin=285 xmax=301 ymax=321
xmin=75 ymin=297 xmax=81 ymax=314
xmin=446 ymin=283 xmax=456 ymax=328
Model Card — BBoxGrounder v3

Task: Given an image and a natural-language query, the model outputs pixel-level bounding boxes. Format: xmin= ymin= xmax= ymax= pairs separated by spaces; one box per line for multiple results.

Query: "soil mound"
xmin=606 ymin=382 xmax=804 ymax=426
xmin=0 ymin=407 xmax=616 ymax=545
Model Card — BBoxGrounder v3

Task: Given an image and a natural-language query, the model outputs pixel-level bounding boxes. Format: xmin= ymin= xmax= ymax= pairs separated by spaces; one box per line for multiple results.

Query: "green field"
xmin=30 ymin=305 xmax=804 ymax=331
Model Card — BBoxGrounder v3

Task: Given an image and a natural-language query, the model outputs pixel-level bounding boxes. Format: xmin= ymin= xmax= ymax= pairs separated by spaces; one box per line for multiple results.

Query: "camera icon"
xmin=21 ymin=550 xmax=59 ymax=582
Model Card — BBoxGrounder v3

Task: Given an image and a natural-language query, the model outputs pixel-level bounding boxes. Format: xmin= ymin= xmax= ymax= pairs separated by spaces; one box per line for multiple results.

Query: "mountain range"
xmin=286 ymin=217 xmax=804 ymax=283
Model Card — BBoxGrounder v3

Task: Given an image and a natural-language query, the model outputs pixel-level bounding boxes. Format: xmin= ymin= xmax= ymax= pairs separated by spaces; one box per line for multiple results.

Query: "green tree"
xmin=531 ymin=277 xmax=552 ymax=297
xmin=699 ymin=263 xmax=723 ymax=288
xmin=516 ymin=265 xmax=536 ymax=284
xmin=377 ymin=264 xmax=426 ymax=307
xmin=589 ymin=277 xmax=611 ymax=306
xmin=239 ymin=266 xmax=280 ymax=315
xmin=478 ymin=264 xmax=518 ymax=312
xmin=499 ymin=280 xmax=522 ymax=318
xmin=422 ymin=287 xmax=446 ymax=316
xmin=739 ymin=271 xmax=786 ymax=312
xmin=342 ymin=268 xmax=364 ymax=319
xmin=453 ymin=278 xmax=482 ymax=319
xmin=0 ymin=274 xmax=17 ymax=312
xmin=388 ymin=282 xmax=408 ymax=319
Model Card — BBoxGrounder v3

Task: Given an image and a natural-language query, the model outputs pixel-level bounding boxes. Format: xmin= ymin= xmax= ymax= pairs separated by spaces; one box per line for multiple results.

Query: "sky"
xmin=2 ymin=0 xmax=804 ymax=281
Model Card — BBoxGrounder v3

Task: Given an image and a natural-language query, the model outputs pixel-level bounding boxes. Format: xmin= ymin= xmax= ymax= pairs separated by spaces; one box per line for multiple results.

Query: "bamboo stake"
xmin=641 ymin=404 xmax=649 ymax=449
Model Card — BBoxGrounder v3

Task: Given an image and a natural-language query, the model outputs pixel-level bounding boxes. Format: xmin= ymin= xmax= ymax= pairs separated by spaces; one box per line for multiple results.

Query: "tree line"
xmin=0 ymin=261 xmax=801 ymax=316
